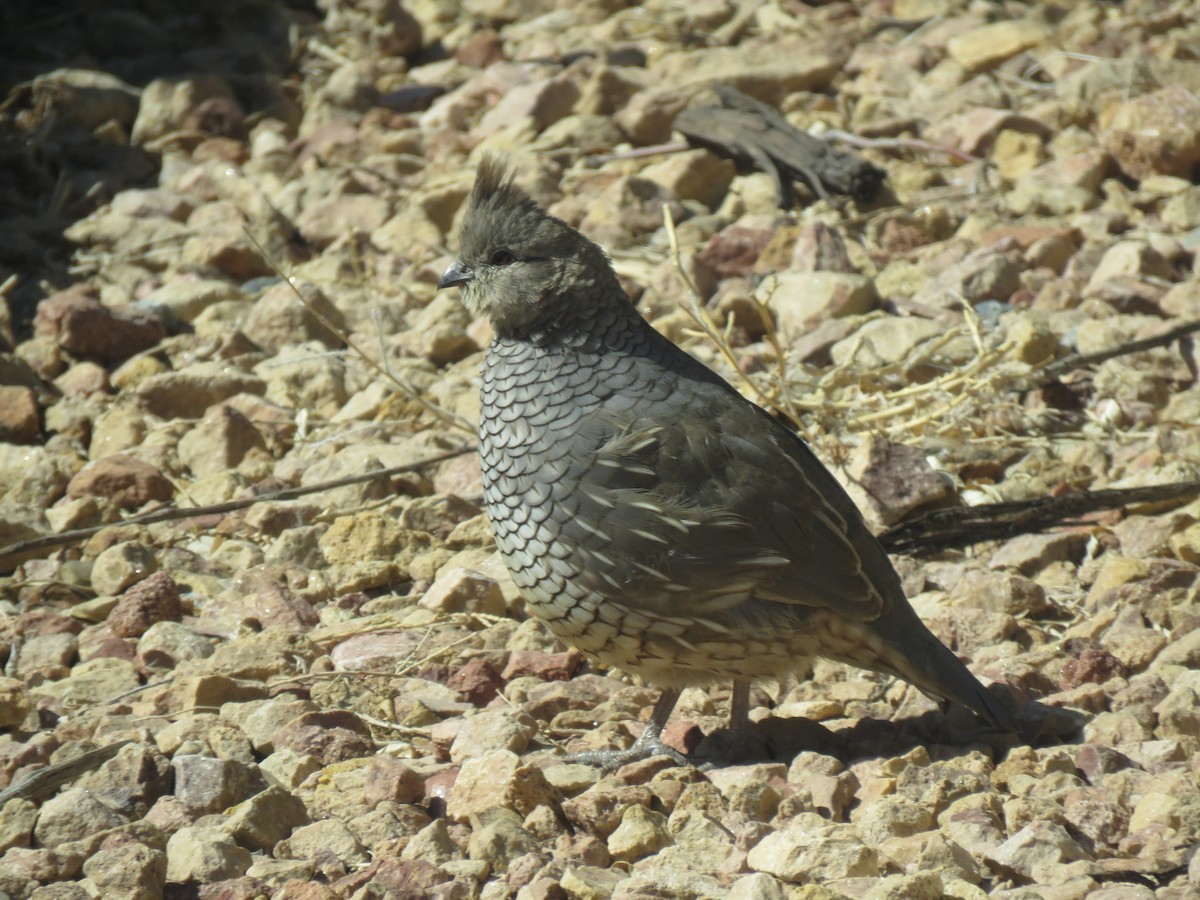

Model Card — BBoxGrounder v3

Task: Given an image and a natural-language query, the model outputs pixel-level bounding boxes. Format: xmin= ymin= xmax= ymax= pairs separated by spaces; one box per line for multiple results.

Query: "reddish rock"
xmin=0 ymin=385 xmax=39 ymax=443
xmin=1059 ymin=646 xmax=1126 ymax=691
xmin=34 ymin=287 xmax=165 ymax=364
xmin=843 ymin=436 xmax=954 ymax=527
xmin=422 ymin=766 xmax=459 ymax=818
xmin=790 ymin=221 xmax=857 ymax=273
xmin=17 ymin=610 xmax=84 ymax=638
xmin=446 ymin=657 xmax=505 ymax=706
xmin=455 ymin=29 xmax=503 ymax=68
xmin=66 ymin=455 xmax=174 ymax=509
xmin=272 ymin=711 xmax=374 ymax=765
xmin=108 ymin=571 xmax=184 ymax=638
xmin=336 ymin=859 xmax=452 ymax=899
xmin=698 ymin=226 xmax=773 ymax=279
xmin=501 ymin=648 xmax=584 ymax=682
xmin=79 ymin=633 xmax=138 ymax=664
xmin=363 ymin=755 xmax=425 ymax=807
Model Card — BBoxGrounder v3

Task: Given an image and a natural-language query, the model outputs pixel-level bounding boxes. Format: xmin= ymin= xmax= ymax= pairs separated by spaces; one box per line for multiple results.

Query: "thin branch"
xmin=818 ymin=128 xmax=981 ymax=165
xmin=1031 ymin=319 xmax=1200 ymax=385
xmin=881 ymin=480 xmax=1200 ymax=556
xmin=0 ymin=447 xmax=473 ymax=563
xmin=0 ymin=740 xmax=133 ymax=804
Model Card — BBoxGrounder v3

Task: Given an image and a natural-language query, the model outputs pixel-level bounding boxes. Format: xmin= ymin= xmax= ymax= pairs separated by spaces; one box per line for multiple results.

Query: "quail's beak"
xmin=438 ymin=259 xmax=474 ymax=290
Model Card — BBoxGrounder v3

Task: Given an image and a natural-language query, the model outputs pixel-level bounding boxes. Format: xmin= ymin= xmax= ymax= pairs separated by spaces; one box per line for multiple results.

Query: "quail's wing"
xmin=557 ymin=397 xmax=894 ymax=622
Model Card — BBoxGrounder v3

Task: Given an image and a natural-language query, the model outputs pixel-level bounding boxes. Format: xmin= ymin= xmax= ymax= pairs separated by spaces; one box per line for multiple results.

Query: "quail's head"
xmin=438 ymin=155 xmax=620 ymax=337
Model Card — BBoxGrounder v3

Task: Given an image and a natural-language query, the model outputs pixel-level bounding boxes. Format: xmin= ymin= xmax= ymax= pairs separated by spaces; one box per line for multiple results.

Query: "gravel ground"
xmin=2 ymin=1 xmax=1200 ymax=898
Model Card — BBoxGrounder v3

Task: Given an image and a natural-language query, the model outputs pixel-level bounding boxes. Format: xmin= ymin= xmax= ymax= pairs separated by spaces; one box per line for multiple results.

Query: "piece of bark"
xmin=880 ymin=481 xmax=1200 ymax=556
xmin=673 ymin=84 xmax=886 ymax=206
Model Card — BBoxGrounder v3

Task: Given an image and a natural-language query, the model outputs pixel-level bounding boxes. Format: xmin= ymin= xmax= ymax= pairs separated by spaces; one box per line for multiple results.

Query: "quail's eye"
xmin=490 ymin=249 xmax=514 ymax=266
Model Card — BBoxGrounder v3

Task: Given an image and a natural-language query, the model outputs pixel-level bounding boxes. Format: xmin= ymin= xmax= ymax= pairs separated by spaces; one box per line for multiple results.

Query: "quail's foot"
xmin=565 ymin=683 xmax=765 ymax=771
xmin=564 ymin=688 xmax=688 ymax=771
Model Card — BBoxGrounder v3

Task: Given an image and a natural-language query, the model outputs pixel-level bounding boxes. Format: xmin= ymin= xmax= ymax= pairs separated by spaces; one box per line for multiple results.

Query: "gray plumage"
xmin=438 ymin=156 xmax=1013 ymax=758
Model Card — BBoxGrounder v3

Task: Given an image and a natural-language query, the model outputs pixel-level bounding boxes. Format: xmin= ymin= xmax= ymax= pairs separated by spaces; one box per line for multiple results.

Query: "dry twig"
xmin=0 ymin=447 xmax=472 ymax=564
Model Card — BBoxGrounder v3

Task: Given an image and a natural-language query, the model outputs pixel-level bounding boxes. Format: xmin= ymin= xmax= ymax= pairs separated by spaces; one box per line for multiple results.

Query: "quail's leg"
xmin=728 ymin=680 xmax=751 ymax=743
xmin=565 ymin=687 xmax=688 ymax=770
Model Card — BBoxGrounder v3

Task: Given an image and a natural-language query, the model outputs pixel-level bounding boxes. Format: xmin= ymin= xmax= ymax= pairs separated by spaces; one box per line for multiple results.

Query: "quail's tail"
xmin=868 ymin=603 xmax=1017 ymax=732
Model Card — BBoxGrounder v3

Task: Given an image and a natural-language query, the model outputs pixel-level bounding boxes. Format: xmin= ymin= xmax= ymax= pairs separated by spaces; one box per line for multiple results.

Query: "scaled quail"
xmin=439 ymin=156 xmax=1014 ymax=765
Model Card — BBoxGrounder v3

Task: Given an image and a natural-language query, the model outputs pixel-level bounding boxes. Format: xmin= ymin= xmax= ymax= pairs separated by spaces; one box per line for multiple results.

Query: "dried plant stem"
xmin=242 ymin=229 xmax=476 ymax=435
xmin=0 ymin=447 xmax=471 ymax=563
xmin=661 ymin=204 xmax=793 ymax=422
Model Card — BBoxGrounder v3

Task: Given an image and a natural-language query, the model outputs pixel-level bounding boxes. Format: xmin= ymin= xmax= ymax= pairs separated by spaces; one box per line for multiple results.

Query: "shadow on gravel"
xmin=0 ymin=0 xmax=310 ymax=334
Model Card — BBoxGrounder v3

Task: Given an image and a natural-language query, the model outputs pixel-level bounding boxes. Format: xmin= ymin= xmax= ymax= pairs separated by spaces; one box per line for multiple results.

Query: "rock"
xmin=177 ymin=404 xmax=267 ymax=478
xmin=272 ymin=710 xmax=374 ymax=765
xmin=1104 ymin=85 xmax=1200 ymax=180
xmin=652 ymin=39 xmax=838 ymax=103
xmin=502 ymin=648 xmax=582 ymax=682
xmin=225 ymin=786 xmax=310 ymax=852
xmin=54 ymin=361 xmax=110 ymax=397
xmin=132 ymin=74 xmax=244 ymax=146
xmin=578 ymin=175 xmax=684 ymax=250
xmin=841 ymin=435 xmax=954 ymax=527
xmin=0 ymin=386 xmax=39 ymax=443
xmin=1008 ymin=149 xmax=1111 ymax=216
xmin=561 ymin=783 xmax=657 ymax=840
xmin=135 ymin=364 xmax=266 ymax=419
xmin=987 ymin=820 xmax=1088 ymax=882
xmin=34 ymin=288 xmax=166 ymax=365
xmin=950 ymin=570 xmax=1052 ymax=617
xmin=607 ymin=804 xmax=671 ymax=862
xmin=446 ymin=750 xmax=557 ymax=823
xmin=829 ymin=316 xmax=943 ymax=369
xmin=137 ymin=621 xmax=216 ymax=670
xmin=477 ymin=74 xmax=580 ymax=136
xmin=401 ymin=818 xmax=460 ymax=865
xmin=0 ymin=678 xmax=31 ymax=728
xmin=318 ymin=0 xmax=422 ymax=57
xmin=31 ymin=68 xmax=140 ymax=130
xmin=988 ymin=532 xmax=1090 ymax=576
xmin=745 ymin=814 xmax=879 ymax=883
xmin=641 ymin=149 xmax=735 ymax=210
xmin=166 ymin=825 xmax=253 ymax=883
xmin=419 ymin=567 xmax=506 ymax=616
xmin=277 ymin=818 xmax=370 ymax=868
xmin=0 ymin=798 xmax=37 ymax=854
xmin=446 ymin=657 xmax=506 ymax=706
xmin=140 ymin=278 xmax=242 ymax=324
xmin=260 ymin=749 xmax=323 ymax=791
xmin=33 ymin=788 xmax=127 ymax=847
xmin=761 ymin=272 xmax=878 ymax=337
xmin=946 ymin=19 xmax=1051 ymax=72
xmin=911 ymin=244 xmax=1023 ymax=310
xmin=254 ymin=342 xmax=349 ymax=417
xmin=173 ymin=754 xmax=259 ymax=815
xmin=81 ymin=841 xmax=167 ymax=900
xmin=448 ymin=709 xmax=539 ymax=764
xmin=362 ymin=756 xmax=425 ymax=806
xmin=108 ymin=571 xmax=182 ymax=637
xmin=465 ymin=809 xmax=540 ymax=871
xmin=698 ymin=226 xmax=774 ymax=280
xmin=561 ymin=865 xmax=628 ymax=898
xmin=12 ymin=631 xmax=77 ymax=680
xmin=90 ymin=541 xmax=159 ymax=595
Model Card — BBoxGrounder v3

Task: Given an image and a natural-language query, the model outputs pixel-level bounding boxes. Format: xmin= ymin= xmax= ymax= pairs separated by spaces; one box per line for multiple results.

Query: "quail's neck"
xmin=510 ymin=284 xmax=646 ymax=353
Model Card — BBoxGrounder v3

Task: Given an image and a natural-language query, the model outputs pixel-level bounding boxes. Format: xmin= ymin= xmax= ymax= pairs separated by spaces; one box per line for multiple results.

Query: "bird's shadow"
xmin=692 ymin=700 xmax=1086 ymax=768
